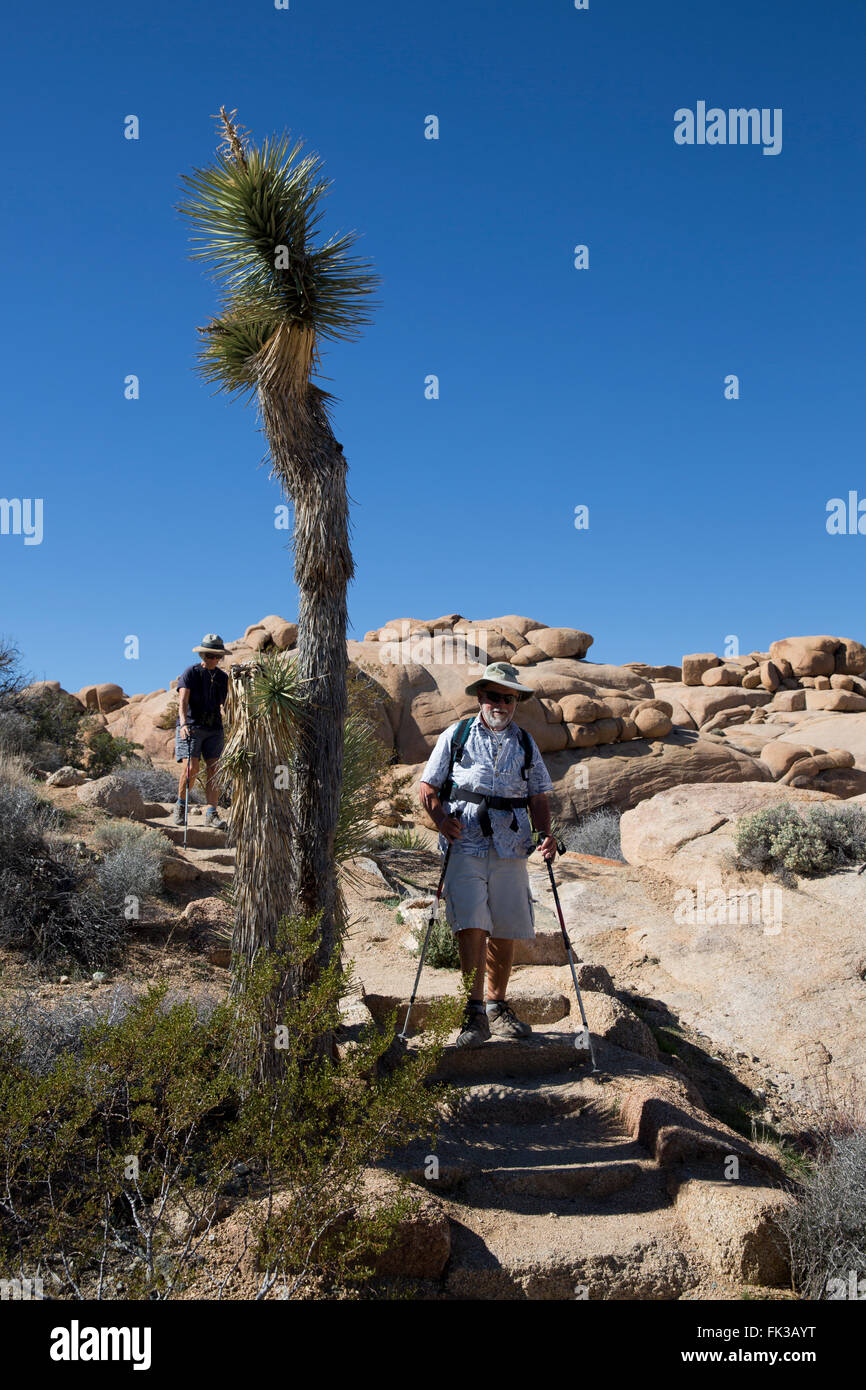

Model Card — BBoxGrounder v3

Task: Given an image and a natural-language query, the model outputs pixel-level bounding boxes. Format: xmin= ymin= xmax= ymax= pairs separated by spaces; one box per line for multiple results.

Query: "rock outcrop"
xmin=619 ymin=781 xmax=866 ymax=1097
xmin=92 ymin=616 xmax=866 ymax=813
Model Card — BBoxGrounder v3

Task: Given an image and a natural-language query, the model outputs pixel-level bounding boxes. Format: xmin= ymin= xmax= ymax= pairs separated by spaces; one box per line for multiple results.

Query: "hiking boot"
xmin=172 ymin=800 xmax=186 ymax=826
xmin=204 ymin=807 xmax=228 ymax=830
xmin=487 ymin=999 xmax=532 ymax=1039
xmin=455 ymin=1003 xmax=491 ymax=1049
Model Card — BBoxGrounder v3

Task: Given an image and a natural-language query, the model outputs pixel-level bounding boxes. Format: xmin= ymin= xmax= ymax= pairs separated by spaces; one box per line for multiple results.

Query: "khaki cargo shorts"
xmin=443 ymin=845 xmax=535 ymax=940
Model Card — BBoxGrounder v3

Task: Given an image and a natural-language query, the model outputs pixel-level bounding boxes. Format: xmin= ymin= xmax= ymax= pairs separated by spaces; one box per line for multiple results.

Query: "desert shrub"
xmin=0 ymin=676 xmax=89 ymax=770
xmin=0 ymin=769 xmax=125 ymax=970
xmin=0 ymin=846 xmax=126 ymax=972
xmin=155 ymin=697 xmax=179 ymax=731
xmin=563 ymin=807 xmax=623 ymax=860
xmin=0 ymin=914 xmax=459 ymax=1300
xmin=0 ymin=776 xmax=58 ymax=843
xmin=92 ymin=821 xmax=168 ymax=856
xmin=0 ymin=986 xmax=223 ymax=1077
xmin=92 ymin=822 xmax=170 ymax=907
xmin=22 ymin=689 xmax=87 ymax=767
xmin=0 ymin=750 xmax=32 ymax=787
xmin=735 ymin=803 xmax=866 ymax=882
xmin=807 ymin=803 xmax=866 ymax=865
xmin=0 ymin=995 xmax=111 ymax=1075
xmin=116 ymin=758 xmax=203 ymax=804
xmin=85 ymin=726 xmax=142 ymax=778
xmin=777 ymin=1133 xmax=866 ymax=1299
xmin=0 ymin=708 xmax=35 ymax=756
xmin=414 ymin=914 xmax=460 ymax=970
xmin=0 ymin=636 xmax=26 ymax=699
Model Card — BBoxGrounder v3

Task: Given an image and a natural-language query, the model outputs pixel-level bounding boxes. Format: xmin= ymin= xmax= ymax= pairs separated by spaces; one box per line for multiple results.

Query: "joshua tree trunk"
xmin=180 ymin=109 xmax=377 ymax=1072
xmin=260 ymin=384 xmax=353 ymax=999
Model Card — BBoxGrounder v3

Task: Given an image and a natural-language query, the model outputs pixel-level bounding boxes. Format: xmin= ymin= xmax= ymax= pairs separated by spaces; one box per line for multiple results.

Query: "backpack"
xmin=438 ymin=715 xmax=534 ymax=804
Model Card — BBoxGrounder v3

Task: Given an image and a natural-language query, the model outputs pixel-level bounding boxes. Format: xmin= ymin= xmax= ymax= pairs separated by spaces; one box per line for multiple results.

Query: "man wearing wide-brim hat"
xmin=173 ymin=634 xmax=231 ymax=830
xmin=419 ymin=662 xmax=558 ymax=1048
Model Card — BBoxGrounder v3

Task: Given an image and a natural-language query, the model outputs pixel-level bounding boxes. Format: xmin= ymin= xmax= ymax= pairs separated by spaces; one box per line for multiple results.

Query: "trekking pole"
xmin=398 ymin=811 xmax=461 ymax=1042
xmin=183 ymin=729 xmax=192 ymax=851
xmin=537 ymin=834 xmax=599 ymax=1072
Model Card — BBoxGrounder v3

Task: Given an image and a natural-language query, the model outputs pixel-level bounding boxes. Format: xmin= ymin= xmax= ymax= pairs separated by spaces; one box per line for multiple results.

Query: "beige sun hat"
xmin=465 ymin=661 xmax=534 ymax=702
xmin=192 ymin=633 xmax=230 ymax=657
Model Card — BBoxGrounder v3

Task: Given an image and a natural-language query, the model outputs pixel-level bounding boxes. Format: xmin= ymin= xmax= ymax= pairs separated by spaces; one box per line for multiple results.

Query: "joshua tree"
xmin=179 ymin=110 xmax=379 ymax=1013
xmin=221 ymin=657 xmax=392 ymax=1078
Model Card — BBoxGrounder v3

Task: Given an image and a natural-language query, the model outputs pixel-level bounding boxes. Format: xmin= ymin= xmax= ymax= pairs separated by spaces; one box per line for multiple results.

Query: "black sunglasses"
xmin=479 ymin=689 xmax=517 ymax=704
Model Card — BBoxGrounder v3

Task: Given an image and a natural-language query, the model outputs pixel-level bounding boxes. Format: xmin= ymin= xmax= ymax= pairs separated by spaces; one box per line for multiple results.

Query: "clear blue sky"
xmin=3 ymin=0 xmax=865 ymax=695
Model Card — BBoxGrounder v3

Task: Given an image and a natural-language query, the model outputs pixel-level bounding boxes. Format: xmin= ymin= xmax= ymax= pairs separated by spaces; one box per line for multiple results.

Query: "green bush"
xmin=0 ymin=914 xmax=459 ymax=1300
xmin=414 ymin=914 xmax=461 ymax=970
xmin=735 ymin=803 xmax=866 ymax=882
xmin=85 ymin=727 xmax=143 ymax=778
xmin=0 ymin=687 xmax=88 ymax=770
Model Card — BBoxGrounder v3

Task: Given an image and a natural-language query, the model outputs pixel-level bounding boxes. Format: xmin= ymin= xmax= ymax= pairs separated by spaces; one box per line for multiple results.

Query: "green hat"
xmin=192 ymin=633 xmax=230 ymax=657
xmin=465 ymin=662 xmax=534 ymax=702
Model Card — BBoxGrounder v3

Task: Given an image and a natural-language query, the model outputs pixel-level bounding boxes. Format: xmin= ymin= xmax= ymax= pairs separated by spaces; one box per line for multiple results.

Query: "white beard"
xmin=484 ymin=708 xmax=514 ymax=731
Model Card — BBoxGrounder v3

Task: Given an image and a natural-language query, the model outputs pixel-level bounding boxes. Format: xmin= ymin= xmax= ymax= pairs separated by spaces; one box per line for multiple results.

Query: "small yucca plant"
xmin=222 ymin=653 xmax=394 ymax=1080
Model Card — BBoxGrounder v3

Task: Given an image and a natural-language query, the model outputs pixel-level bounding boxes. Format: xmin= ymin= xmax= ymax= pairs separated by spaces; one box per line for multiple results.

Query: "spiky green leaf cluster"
xmin=178 ymin=128 xmax=380 ymax=395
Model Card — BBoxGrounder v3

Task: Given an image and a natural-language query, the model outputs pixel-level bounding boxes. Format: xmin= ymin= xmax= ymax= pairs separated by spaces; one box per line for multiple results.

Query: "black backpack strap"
xmin=439 ymin=717 xmax=474 ymax=804
xmin=518 ymin=726 xmax=533 ymax=781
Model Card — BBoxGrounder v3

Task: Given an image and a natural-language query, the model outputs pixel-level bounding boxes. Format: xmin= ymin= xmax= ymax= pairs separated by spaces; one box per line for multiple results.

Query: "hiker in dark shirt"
xmin=173 ymin=634 xmax=230 ymax=829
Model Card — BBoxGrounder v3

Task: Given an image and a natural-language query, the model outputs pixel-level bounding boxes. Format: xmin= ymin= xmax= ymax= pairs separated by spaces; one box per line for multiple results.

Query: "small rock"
xmin=47 ymin=766 xmax=86 ymax=788
xmin=161 ymin=856 xmax=201 ymax=885
xmin=92 ymin=971 xmax=106 ymax=983
xmin=76 ymin=775 xmax=145 ymax=819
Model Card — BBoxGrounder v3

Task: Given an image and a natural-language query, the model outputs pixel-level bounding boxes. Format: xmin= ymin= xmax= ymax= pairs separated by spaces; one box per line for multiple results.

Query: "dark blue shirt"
xmin=176 ymin=663 xmax=228 ymax=729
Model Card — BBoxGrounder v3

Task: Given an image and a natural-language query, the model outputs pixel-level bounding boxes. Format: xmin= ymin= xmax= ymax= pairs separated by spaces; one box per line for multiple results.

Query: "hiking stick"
xmin=536 ymin=834 xmax=599 ymax=1071
xmin=398 ymin=812 xmax=461 ymax=1041
xmin=183 ymin=730 xmax=192 ymax=851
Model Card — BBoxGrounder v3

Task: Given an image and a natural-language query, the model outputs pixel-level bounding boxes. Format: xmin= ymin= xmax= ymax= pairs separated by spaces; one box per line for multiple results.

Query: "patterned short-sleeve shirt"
xmin=420 ymin=714 xmax=554 ymax=858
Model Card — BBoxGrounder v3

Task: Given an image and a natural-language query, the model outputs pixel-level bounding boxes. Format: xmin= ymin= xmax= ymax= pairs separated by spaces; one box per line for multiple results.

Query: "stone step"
xmin=418 ymin=1024 xmax=593 ymax=1082
xmin=148 ymin=821 xmax=228 ymax=849
xmin=166 ymin=849 xmax=235 ymax=886
xmin=365 ymin=988 xmax=570 ymax=1031
xmin=513 ymin=908 xmax=568 ymax=965
xmin=446 ymin=1077 xmax=593 ymax=1126
xmin=442 ymin=1186 xmax=700 ymax=1300
xmin=191 ymin=848 xmax=236 ymax=867
xmin=389 ymin=1109 xmax=648 ymax=1194
xmin=483 ymin=1159 xmax=645 ymax=1200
